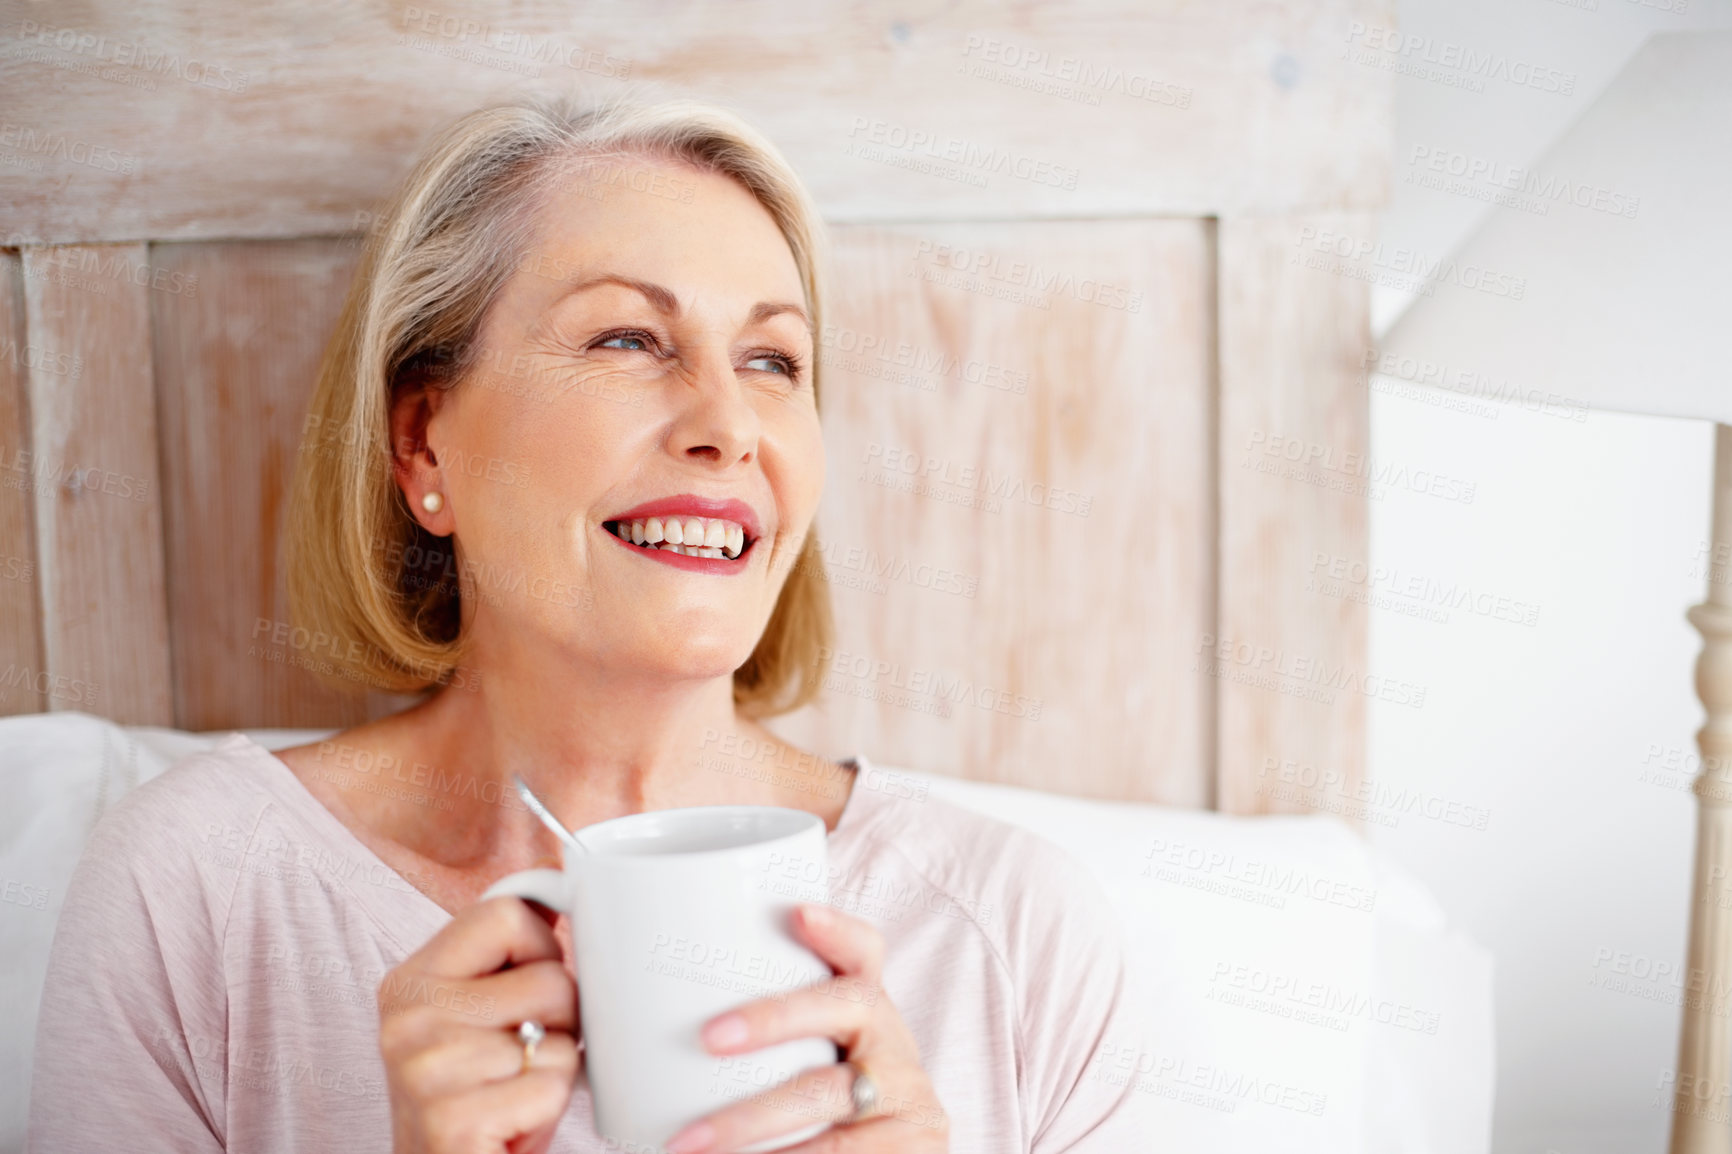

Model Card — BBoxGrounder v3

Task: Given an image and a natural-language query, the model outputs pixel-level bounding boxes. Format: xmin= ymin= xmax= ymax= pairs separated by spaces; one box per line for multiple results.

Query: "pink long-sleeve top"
xmin=27 ymin=733 xmax=1145 ymax=1152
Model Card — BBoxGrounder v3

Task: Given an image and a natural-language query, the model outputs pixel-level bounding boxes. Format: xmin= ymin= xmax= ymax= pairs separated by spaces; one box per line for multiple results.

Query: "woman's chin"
xmin=617 ymin=636 xmax=763 ymax=685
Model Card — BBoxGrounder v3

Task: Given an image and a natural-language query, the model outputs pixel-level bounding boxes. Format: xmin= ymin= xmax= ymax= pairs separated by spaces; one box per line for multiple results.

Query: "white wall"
xmin=1369 ymin=0 xmax=1732 ymax=1149
xmin=1370 ymin=392 xmax=1712 ymax=1153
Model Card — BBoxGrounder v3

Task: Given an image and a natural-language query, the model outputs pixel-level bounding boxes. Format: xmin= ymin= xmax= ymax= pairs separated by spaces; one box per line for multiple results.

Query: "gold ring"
xmin=517 ymin=1019 xmax=545 ymax=1074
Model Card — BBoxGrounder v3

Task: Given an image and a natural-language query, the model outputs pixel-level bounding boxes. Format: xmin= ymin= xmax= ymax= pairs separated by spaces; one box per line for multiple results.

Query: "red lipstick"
xmin=602 ymin=494 xmax=764 ymax=575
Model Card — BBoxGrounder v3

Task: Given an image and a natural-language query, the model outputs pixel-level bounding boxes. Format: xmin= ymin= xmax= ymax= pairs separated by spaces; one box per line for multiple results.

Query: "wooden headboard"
xmin=0 ymin=0 xmax=1389 ymax=814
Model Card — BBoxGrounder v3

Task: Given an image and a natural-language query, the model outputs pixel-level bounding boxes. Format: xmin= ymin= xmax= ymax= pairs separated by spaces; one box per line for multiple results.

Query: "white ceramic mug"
xmin=481 ymin=805 xmax=837 ymax=1153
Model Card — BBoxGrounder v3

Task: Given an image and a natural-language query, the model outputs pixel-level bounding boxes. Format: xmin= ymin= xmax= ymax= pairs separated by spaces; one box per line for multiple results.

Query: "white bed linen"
xmin=0 ymin=712 xmax=1493 ymax=1153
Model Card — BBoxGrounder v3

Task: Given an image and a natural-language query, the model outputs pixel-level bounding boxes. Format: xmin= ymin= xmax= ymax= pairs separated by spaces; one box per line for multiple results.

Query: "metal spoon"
xmin=513 ymin=774 xmax=587 ymax=854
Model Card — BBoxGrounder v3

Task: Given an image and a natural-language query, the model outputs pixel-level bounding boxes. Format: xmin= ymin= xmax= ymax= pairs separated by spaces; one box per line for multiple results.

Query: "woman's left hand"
xmin=663 ymin=903 xmax=950 ymax=1153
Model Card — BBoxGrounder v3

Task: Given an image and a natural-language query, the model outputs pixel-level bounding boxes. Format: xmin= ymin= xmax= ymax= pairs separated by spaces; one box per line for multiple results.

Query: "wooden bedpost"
xmin=1674 ymin=423 xmax=1732 ymax=1154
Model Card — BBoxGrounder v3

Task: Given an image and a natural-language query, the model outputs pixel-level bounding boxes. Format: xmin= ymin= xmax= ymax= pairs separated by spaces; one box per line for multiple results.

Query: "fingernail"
xmin=702 ymin=1013 xmax=749 ymax=1050
xmin=801 ymin=903 xmax=833 ymax=929
xmin=665 ymin=1121 xmax=714 ymax=1154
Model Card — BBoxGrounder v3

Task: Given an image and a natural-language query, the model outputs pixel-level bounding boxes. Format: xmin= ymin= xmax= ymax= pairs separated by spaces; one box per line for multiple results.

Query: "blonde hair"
xmin=287 ymin=95 xmax=833 ymax=716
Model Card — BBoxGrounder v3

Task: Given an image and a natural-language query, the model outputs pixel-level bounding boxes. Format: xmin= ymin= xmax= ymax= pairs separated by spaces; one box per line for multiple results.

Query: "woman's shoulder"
xmin=836 ymin=764 xmax=1146 ymax=1149
xmin=78 ymin=733 xmax=294 ymax=888
xmin=39 ymin=734 xmax=316 ymax=1010
xmin=838 ymin=759 xmax=1123 ymax=955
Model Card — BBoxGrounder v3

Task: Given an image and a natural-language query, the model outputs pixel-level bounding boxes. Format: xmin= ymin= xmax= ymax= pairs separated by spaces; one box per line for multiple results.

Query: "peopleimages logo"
xmin=0 ymin=337 xmax=81 ymax=381
xmin=1258 ymin=755 xmax=1492 ymax=831
xmin=0 ymin=122 xmax=139 ymax=174
xmin=814 ymin=645 xmax=1043 ymax=721
xmin=1292 ymin=225 xmax=1525 ymax=301
xmin=909 ymin=240 xmax=1142 ymax=313
xmin=15 ymin=19 xmax=251 ymax=92
xmin=782 ymin=538 xmax=979 ymax=600
xmin=845 ymin=117 xmax=1080 ymax=190
xmin=1343 ymin=21 xmax=1577 ymax=96
xmin=1242 ymin=428 xmax=1478 ymax=507
xmin=1193 ymin=632 xmax=1428 ymax=709
xmin=1141 ymin=837 xmax=1380 ymax=913
xmin=397 ymin=6 xmax=631 ymax=78
xmin=28 ymin=247 xmax=199 ymax=298
xmin=0 ymin=665 xmax=100 ymax=708
xmin=818 ymin=325 xmax=1029 ymax=395
xmin=1306 ymin=550 xmax=1540 ymax=628
xmin=1360 ymin=347 xmax=1589 ymax=423
xmin=958 ymin=33 xmax=1192 ymax=109
xmin=860 ymin=441 xmax=1094 ymax=517
xmin=1405 ymin=145 xmax=1641 ymax=220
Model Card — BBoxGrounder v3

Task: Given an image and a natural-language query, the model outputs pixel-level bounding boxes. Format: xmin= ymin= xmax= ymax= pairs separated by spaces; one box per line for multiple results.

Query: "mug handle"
xmin=481 ymin=868 xmax=570 ymax=914
xmin=481 ymin=870 xmax=586 ymax=1055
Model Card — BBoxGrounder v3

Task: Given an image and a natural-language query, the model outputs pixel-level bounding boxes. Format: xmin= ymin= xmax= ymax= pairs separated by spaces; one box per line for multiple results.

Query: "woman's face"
xmin=402 ymin=157 xmax=823 ymax=685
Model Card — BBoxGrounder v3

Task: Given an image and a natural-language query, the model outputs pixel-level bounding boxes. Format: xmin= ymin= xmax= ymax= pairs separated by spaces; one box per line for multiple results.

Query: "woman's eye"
xmin=745 ymin=354 xmax=793 ymax=376
xmin=598 ymin=334 xmax=650 ymax=352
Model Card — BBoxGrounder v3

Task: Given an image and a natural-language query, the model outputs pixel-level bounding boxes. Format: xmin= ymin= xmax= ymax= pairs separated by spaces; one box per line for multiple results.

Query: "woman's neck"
xmin=282 ymin=654 xmax=856 ymax=891
xmin=422 ymin=657 xmax=757 ymax=820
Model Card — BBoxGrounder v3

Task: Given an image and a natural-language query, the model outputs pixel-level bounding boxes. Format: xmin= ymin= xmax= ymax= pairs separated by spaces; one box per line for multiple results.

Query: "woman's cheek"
xmin=548 ymin=363 xmax=650 ymax=408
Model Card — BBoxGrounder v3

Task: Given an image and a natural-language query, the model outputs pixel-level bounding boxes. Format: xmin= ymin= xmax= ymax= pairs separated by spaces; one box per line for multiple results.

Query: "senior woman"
xmin=27 ymin=98 xmax=1141 ymax=1153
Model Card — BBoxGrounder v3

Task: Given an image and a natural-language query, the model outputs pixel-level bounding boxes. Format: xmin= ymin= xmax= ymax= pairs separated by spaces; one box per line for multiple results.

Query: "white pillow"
xmin=0 ymin=715 xmax=334 ymax=1154
xmin=898 ymin=769 xmax=1494 ymax=1154
xmin=0 ymin=714 xmax=1492 ymax=1154
xmin=0 ymin=714 xmax=162 ymax=1154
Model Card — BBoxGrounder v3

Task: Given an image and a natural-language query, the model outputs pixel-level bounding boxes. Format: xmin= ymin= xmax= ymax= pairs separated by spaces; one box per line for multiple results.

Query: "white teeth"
xmin=613 ymin=515 xmax=750 ymax=560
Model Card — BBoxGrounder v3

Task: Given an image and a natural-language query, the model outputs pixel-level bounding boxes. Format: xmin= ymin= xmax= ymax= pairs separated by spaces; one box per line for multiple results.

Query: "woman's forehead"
xmin=522 ymin=158 xmax=803 ymax=302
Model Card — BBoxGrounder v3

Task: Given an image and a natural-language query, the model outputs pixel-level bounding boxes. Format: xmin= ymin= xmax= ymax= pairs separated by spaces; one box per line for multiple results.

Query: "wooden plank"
xmin=0 ymin=0 xmax=1391 ymax=245
xmin=1215 ymin=214 xmax=1374 ymax=816
xmin=0 ymin=250 xmax=45 ymax=716
xmin=769 ymin=220 xmax=1215 ymax=806
xmin=19 ymin=244 xmax=171 ymax=724
xmin=150 ymin=238 xmax=411 ymax=731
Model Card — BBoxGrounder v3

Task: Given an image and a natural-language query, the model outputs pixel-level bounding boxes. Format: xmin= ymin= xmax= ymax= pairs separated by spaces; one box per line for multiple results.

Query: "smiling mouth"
xmin=604 ymin=515 xmax=754 ymax=560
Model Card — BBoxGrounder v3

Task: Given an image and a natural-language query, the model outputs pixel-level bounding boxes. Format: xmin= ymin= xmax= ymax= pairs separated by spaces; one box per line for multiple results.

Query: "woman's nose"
xmin=668 ymin=355 xmax=761 ymax=468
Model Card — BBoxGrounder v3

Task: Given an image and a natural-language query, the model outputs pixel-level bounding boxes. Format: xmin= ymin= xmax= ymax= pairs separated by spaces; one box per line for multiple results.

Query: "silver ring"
xmin=517 ymin=1019 xmax=545 ymax=1074
xmin=841 ymin=1059 xmax=880 ymax=1124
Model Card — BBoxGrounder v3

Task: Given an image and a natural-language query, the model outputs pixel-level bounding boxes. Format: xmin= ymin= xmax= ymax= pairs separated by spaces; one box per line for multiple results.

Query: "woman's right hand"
xmin=378 ymin=895 xmax=581 ymax=1154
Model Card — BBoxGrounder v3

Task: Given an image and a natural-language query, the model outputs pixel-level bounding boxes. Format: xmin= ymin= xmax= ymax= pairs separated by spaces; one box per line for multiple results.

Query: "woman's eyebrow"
xmin=557 ymin=274 xmax=810 ymax=336
xmin=747 ymin=300 xmax=812 ymax=335
xmin=560 ymin=274 xmax=681 ymax=316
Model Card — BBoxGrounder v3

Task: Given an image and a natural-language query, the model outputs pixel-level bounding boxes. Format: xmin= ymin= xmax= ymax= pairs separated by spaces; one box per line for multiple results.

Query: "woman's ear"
xmin=390 ymin=374 xmax=455 ymax=536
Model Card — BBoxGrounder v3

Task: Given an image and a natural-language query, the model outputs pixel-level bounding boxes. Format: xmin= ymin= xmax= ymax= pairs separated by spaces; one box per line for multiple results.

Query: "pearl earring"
xmin=421 ymin=492 xmax=444 ymax=514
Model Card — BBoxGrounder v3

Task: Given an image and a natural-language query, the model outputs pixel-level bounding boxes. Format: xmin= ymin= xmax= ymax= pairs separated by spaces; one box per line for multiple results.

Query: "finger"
xmin=417 ymin=895 xmax=565 ymax=978
xmin=792 ymin=904 xmax=883 ymax=982
xmin=469 ymin=959 xmax=580 ymax=1031
xmin=419 ymin=1067 xmax=574 ymax=1152
xmin=506 ymin=1120 xmax=561 ymax=1154
xmin=701 ymin=981 xmax=876 ymax=1057
xmin=379 ymin=958 xmax=577 ymax=1031
xmin=396 ymin=1027 xmax=579 ymax=1099
xmin=666 ymin=1061 xmax=854 ymax=1154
